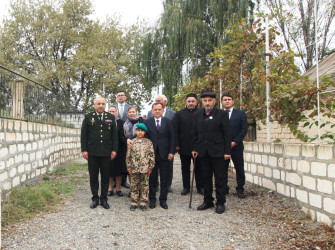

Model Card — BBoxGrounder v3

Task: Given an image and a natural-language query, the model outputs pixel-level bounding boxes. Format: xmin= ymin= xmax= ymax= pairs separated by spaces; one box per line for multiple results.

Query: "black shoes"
xmin=101 ymin=201 xmax=110 ymax=209
xmin=149 ymin=201 xmax=156 ymax=209
xmin=122 ymin=182 xmax=130 ymax=189
xmin=197 ymin=202 xmax=214 ymax=211
xmin=168 ymin=187 xmax=172 ymax=193
xmin=197 ymin=188 xmax=204 ymax=195
xmin=116 ymin=190 xmax=123 ymax=197
xmin=107 ymin=190 xmax=114 ymax=196
xmin=237 ymin=190 xmax=245 ymax=199
xmin=128 ymin=192 xmax=131 ymax=198
xmin=215 ymin=204 xmax=225 ymax=214
xmin=181 ymin=188 xmax=190 ymax=195
xmin=130 ymin=205 xmax=137 ymax=211
xmin=90 ymin=200 xmax=99 ymax=209
xmin=160 ymin=201 xmax=168 ymax=209
xmin=140 ymin=205 xmax=147 ymax=211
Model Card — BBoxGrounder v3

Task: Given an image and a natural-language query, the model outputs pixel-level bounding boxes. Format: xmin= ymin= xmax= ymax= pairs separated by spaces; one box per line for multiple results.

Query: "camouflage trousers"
xmin=130 ymin=173 xmax=149 ymax=206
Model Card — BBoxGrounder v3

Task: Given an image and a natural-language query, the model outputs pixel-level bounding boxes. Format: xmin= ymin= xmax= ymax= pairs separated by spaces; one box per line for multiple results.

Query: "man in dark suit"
xmin=147 ymin=95 xmax=175 ymax=192
xmin=192 ymin=91 xmax=232 ymax=214
xmin=81 ymin=97 xmax=118 ymax=209
xmin=174 ymin=93 xmax=203 ymax=195
xmin=144 ymin=103 xmax=175 ymax=209
xmin=221 ymin=94 xmax=248 ymax=198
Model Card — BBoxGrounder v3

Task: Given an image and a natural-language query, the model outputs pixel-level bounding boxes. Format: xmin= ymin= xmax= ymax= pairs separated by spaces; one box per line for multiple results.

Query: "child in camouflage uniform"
xmin=126 ymin=123 xmax=155 ymax=211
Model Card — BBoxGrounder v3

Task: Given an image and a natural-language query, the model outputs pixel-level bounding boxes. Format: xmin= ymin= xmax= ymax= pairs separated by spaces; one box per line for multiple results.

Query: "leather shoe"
xmin=149 ymin=201 xmax=156 ymax=209
xmin=160 ymin=201 xmax=168 ymax=209
xmin=168 ymin=187 xmax=172 ymax=193
xmin=181 ymin=188 xmax=190 ymax=195
xmin=197 ymin=202 xmax=214 ymax=211
xmin=140 ymin=205 xmax=147 ymax=211
xmin=197 ymin=188 xmax=204 ymax=195
xmin=128 ymin=192 xmax=131 ymax=198
xmin=237 ymin=190 xmax=245 ymax=199
xmin=116 ymin=190 xmax=123 ymax=197
xmin=90 ymin=200 xmax=99 ymax=209
xmin=130 ymin=205 xmax=137 ymax=211
xmin=215 ymin=204 xmax=225 ymax=214
xmin=101 ymin=201 xmax=110 ymax=209
xmin=122 ymin=182 xmax=130 ymax=189
xmin=107 ymin=190 xmax=114 ymax=196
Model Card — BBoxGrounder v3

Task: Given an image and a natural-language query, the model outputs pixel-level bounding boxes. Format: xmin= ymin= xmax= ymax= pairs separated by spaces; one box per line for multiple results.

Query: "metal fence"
xmin=0 ymin=65 xmax=72 ymax=127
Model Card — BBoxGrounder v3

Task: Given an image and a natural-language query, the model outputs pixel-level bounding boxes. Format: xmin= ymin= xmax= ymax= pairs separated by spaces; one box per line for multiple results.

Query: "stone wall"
xmin=0 ymin=118 xmax=81 ymax=196
xmin=244 ymin=142 xmax=335 ymax=229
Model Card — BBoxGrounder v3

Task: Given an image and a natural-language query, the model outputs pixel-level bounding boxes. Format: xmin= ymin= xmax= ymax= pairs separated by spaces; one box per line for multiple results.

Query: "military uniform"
xmin=81 ymin=111 xmax=118 ymax=203
xmin=126 ymin=138 xmax=155 ymax=206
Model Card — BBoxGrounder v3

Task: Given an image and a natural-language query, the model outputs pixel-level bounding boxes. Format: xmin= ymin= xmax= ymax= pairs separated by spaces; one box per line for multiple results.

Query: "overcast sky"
xmin=0 ymin=0 xmax=163 ymax=25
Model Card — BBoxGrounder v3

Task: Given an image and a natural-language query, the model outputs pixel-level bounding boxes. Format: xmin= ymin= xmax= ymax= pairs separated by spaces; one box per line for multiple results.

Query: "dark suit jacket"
xmin=229 ymin=108 xmax=248 ymax=151
xmin=173 ymin=107 xmax=198 ymax=155
xmin=192 ymin=107 xmax=232 ymax=158
xmin=144 ymin=116 xmax=175 ymax=161
xmin=147 ymin=108 xmax=176 ymax=120
xmin=81 ymin=111 xmax=118 ymax=156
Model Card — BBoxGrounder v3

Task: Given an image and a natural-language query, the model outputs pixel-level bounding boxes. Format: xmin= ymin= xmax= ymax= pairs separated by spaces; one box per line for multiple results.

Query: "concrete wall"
xmin=0 ymin=118 xmax=81 ymax=196
xmin=244 ymin=142 xmax=335 ymax=229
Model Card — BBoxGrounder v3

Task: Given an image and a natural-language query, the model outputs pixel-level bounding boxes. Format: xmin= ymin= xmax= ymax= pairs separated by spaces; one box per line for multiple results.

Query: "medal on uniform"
xmin=108 ymin=125 xmax=111 ymax=130
xmin=209 ymin=116 xmax=213 ymax=119
xmin=91 ymin=118 xmax=95 ymax=125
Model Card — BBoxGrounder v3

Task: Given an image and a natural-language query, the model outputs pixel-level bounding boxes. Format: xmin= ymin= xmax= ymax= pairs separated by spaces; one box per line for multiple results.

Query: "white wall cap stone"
xmin=284 ymin=144 xmax=301 ymax=156
xmin=302 ymin=144 xmax=316 ymax=158
xmin=317 ymin=145 xmax=333 ymax=160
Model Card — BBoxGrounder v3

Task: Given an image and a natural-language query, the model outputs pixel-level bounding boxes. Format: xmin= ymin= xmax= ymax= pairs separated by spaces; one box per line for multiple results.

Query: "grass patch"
xmin=1 ymin=162 xmax=87 ymax=228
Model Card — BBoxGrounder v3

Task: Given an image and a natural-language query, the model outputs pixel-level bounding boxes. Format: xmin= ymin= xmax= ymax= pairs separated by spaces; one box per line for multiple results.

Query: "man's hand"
xmin=176 ymin=146 xmax=180 ymax=152
xmin=168 ymin=153 xmax=174 ymax=161
xmin=111 ymin=151 xmax=117 ymax=160
xmin=224 ymin=154 xmax=231 ymax=160
xmin=82 ymin=152 xmax=88 ymax=160
xmin=147 ymin=169 xmax=152 ymax=177
xmin=127 ymin=139 xmax=133 ymax=149
xmin=128 ymin=169 xmax=132 ymax=176
xmin=231 ymin=142 xmax=237 ymax=148
xmin=192 ymin=151 xmax=198 ymax=159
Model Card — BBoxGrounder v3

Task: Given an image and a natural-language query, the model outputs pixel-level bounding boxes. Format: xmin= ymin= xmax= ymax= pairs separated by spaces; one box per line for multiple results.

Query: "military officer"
xmin=81 ymin=97 xmax=118 ymax=209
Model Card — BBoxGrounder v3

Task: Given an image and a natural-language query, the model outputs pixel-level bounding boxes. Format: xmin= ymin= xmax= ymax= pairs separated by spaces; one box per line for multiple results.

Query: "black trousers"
xmin=88 ymin=156 xmax=111 ymax=202
xmin=149 ymin=155 xmax=170 ymax=203
xmin=199 ymin=152 xmax=227 ymax=205
xmin=180 ymin=154 xmax=203 ymax=190
xmin=167 ymin=160 xmax=173 ymax=188
xmin=225 ymin=149 xmax=245 ymax=192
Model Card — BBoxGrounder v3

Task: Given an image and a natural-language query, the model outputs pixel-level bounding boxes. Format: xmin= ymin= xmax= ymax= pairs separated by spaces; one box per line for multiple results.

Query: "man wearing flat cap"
xmin=192 ymin=91 xmax=232 ymax=214
xmin=174 ymin=93 xmax=204 ymax=196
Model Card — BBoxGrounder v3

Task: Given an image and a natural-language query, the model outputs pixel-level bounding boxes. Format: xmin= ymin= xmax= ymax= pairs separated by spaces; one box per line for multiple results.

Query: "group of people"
xmin=80 ymin=90 xmax=248 ymax=214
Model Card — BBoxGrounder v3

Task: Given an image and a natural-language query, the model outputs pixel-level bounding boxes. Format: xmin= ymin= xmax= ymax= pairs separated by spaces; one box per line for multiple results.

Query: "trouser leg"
xmin=231 ymin=150 xmax=245 ymax=192
xmin=199 ymin=153 xmax=214 ymax=205
xmin=140 ymin=173 xmax=149 ymax=206
xmin=131 ymin=173 xmax=140 ymax=206
xmin=180 ymin=154 xmax=191 ymax=189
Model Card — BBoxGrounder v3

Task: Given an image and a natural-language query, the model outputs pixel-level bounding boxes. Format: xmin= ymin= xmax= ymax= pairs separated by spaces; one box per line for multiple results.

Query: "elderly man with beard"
xmin=174 ymin=93 xmax=204 ymax=195
xmin=192 ymin=91 xmax=232 ymax=214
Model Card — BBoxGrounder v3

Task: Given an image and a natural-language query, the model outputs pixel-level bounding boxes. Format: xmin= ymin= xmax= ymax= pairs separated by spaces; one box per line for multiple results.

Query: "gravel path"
xmin=2 ymin=155 xmax=334 ymax=249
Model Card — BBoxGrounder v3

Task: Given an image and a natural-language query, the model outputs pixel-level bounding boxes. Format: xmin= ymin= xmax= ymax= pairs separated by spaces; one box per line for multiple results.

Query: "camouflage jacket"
xmin=126 ymin=138 xmax=155 ymax=173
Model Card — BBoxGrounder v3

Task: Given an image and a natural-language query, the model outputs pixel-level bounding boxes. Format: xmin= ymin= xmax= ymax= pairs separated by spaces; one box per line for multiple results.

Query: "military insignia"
xmin=108 ymin=126 xmax=111 ymax=130
xmin=91 ymin=118 xmax=95 ymax=125
xmin=209 ymin=116 xmax=213 ymax=119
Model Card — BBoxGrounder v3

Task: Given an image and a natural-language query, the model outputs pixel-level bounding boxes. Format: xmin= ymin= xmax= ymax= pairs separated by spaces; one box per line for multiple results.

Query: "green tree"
xmin=0 ymin=0 xmax=150 ymax=112
xmin=136 ymin=0 xmax=255 ymax=105
xmin=174 ymin=18 xmax=335 ymax=142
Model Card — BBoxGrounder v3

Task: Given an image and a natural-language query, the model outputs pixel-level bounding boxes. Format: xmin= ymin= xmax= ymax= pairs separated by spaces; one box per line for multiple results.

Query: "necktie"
xmin=156 ymin=119 xmax=160 ymax=131
xmin=119 ymin=105 xmax=124 ymax=117
xmin=98 ymin=114 xmax=102 ymax=120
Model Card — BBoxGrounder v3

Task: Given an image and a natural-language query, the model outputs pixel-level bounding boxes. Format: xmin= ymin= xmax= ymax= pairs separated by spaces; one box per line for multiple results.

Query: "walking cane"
xmin=189 ymin=157 xmax=196 ymax=209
